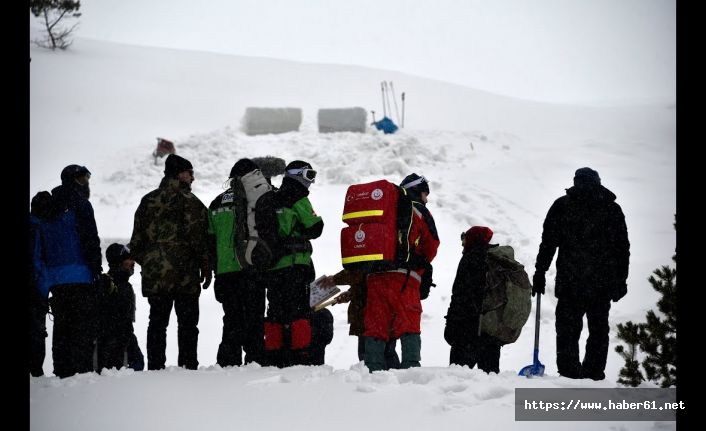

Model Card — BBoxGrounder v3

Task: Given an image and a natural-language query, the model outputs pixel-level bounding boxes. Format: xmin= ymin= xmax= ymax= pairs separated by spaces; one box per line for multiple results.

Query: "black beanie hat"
xmin=400 ymin=173 xmax=430 ymax=195
xmin=230 ymin=158 xmax=259 ymax=178
xmin=60 ymin=165 xmax=91 ymax=184
xmin=164 ymin=154 xmax=193 ymax=178
xmin=285 ymin=160 xmax=312 ymax=172
xmin=573 ymin=167 xmax=601 ymax=186
xmin=106 ymin=243 xmax=132 ymax=267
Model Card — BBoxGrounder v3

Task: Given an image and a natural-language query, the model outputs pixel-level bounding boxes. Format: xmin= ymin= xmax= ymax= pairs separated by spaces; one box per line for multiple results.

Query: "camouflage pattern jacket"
xmin=130 ymin=177 xmax=209 ymax=297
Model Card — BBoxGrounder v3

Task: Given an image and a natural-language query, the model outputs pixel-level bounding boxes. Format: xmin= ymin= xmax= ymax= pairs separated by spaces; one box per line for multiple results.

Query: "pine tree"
xmin=30 ymin=1 xmax=82 ymax=50
xmin=615 ymin=219 xmax=677 ymax=387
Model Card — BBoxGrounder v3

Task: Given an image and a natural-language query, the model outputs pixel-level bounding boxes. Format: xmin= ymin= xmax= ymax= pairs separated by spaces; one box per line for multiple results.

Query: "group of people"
xmin=29 ymin=155 xmax=629 ymax=382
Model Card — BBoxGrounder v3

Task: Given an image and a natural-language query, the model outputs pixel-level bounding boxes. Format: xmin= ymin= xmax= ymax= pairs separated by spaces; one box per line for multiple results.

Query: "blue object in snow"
xmin=374 ymin=116 xmax=398 ymax=134
xmin=519 ymin=294 xmax=545 ymax=377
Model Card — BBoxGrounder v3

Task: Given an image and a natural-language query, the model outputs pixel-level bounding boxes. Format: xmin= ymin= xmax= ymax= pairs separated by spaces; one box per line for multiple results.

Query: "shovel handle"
xmin=533 ymin=293 xmax=541 ymax=355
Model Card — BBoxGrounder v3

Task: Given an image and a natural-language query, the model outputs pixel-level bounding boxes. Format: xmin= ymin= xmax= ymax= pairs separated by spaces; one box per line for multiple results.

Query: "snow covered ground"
xmin=29 ymin=36 xmax=676 ymax=431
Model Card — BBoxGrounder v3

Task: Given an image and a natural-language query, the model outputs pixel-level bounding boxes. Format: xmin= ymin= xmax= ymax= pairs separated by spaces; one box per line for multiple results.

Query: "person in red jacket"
xmin=362 ymin=173 xmax=440 ymax=371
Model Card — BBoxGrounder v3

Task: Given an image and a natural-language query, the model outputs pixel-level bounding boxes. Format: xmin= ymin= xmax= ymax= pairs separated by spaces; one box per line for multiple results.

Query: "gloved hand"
xmin=333 ymin=290 xmax=352 ymax=304
xmin=612 ymin=281 xmax=627 ymax=302
xmin=532 ymin=271 xmax=546 ymax=296
xmin=200 ymin=260 xmax=212 ymax=290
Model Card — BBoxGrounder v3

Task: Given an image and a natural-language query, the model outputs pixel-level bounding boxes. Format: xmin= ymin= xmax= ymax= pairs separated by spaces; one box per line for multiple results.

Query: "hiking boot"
xmin=400 ymin=333 xmax=421 ymax=368
xmin=582 ymin=369 xmax=605 ymax=381
xmin=364 ymin=336 xmax=386 ymax=372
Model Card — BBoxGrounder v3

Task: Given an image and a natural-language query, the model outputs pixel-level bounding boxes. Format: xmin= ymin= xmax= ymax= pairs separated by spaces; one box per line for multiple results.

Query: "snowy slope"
xmin=29 ymin=37 xmax=676 ymax=431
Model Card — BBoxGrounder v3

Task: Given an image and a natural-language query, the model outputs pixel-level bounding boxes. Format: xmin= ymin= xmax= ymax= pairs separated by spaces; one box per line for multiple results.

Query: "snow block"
xmin=242 ymin=107 xmax=302 ymax=136
xmin=317 ymin=107 xmax=367 ymax=133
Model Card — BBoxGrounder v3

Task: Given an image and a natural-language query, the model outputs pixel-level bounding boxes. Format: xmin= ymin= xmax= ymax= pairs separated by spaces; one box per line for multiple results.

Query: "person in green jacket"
xmin=262 ymin=160 xmax=323 ymax=367
xmin=208 ymin=158 xmax=268 ymax=366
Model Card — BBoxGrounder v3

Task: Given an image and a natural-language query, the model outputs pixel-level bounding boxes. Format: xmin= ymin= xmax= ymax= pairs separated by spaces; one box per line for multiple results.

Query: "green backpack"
xmin=480 ymin=245 xmax=532 ymax=345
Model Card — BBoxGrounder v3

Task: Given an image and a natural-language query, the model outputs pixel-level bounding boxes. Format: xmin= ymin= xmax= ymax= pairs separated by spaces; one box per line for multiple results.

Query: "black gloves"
xmin=419 ymin=265 xmax=435 ymax=300
xmin=532 ymin=271 xmax=546 ymax=296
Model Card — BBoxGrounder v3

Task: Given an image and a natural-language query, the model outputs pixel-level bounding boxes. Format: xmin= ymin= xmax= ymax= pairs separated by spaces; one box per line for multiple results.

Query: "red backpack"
xmin=340 ymin=180 xmax=413 ymax=272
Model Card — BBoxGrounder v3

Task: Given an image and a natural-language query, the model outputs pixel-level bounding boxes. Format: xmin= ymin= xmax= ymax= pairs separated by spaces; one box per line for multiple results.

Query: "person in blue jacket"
xmin=36 ymin=165 xmax=103 ymax=378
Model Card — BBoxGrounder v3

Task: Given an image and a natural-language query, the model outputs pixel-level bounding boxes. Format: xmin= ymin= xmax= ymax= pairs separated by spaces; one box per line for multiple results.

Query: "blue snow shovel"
xmin=519 ymin=293 xmax=545 ymax=377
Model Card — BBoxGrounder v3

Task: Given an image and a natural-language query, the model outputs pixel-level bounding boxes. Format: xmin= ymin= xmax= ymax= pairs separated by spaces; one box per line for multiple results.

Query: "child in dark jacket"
xmin=96 ymin=243 xmax=144 ymax=371
xmin=444 ymin=226 xmax=502 ymax=373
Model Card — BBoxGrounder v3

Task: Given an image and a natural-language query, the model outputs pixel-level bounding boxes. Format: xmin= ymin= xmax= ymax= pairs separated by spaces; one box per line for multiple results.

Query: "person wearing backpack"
xmin=444 ymin=226 xmax=502 ymax=373
xmin=95 ymin=243 xmax=144 ymax=371
xmin=262 ymin=160 xmax=324 ymax=367
xmin=362 ymin=174 xmax=440 ymax=371
xmin=532 ymin=167 xmax=630 ymax=380
xmin=129 ymin=154 xmax=211 ymax=370
xmin=208 ymin=159 xmax=269 ymax=367
xmin=34 ymin=165 xmax=102 ymax=378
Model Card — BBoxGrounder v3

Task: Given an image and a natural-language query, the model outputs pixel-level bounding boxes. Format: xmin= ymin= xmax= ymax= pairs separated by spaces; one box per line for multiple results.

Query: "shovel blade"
xmin=518 ymin=361 xmax=545 ymax=377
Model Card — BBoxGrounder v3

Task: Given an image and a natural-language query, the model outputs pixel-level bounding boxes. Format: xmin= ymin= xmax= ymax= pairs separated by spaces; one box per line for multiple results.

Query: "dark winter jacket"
xmin=331 ymin=269 xmax=367 ymax=336
xmin=535 ymin=184 xmax=630 ymax=301
xmin=130 ymin=177 xmax=209 ymax=297
xmin=98 ymin=268 xmax=136 ymax=341
xmin=444 ymin=244 xmax=492 ymax=346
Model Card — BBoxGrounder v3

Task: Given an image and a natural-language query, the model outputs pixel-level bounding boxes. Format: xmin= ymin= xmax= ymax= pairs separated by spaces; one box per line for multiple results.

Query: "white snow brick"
xmin=242 ymin=107 xmax=302 ymax=136
xmin=317 ymin=107 xmax=367 ymax=133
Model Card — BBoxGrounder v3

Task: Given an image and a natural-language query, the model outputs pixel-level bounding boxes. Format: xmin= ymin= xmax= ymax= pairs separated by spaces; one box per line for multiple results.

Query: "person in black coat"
xmin=29 ymin=192 xmax=54 ymax=377
xmin=444 ymin=226 xmax=501 ymax=373
xmin=43 ymin=165 xmax=102 ymax=378
xmin=532 ymin=167 xmax=630 ymax=380
xmin=96 ymin=243 xmax=144 ymax=371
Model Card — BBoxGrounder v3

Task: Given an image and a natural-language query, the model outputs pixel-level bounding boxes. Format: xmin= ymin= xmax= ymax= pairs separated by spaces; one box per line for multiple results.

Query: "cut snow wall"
xmin=317 ymin=107 xmax=367 ymax=133
xmin=242 ymin=107 xmax=302 ymax=136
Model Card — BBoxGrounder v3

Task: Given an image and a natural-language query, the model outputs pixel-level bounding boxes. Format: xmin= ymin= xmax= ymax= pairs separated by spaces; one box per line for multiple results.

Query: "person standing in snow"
xmin=129 ymin=154 xmax=211 ymax=370
xmin=34 ymin=165 xmax=103 ymax=378
xmin=444 ymin=226 xmax=502 ymax=373
xmin=324 ymin=269 xmax=401 ymax=369
xmin=532 ymin=167 xmax=630 ymax=380
xmin=208 ymin=159 xmax=268 ymax=367
xmin=29 ymin=191 xmax=54 ymax=377
xmin=95 ymin=243 xmax=144 ymax=371
xmin=261 ymin=160 xmax=324 ymax=367
xmin=362 ymin=174 xmax=440 ymax=371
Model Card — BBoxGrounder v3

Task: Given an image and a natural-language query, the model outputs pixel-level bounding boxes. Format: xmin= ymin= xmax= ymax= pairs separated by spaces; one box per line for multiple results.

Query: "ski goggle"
xmin=401 ymin=175 xmax=427 ymax=190
xmin=287 ymin=168 xmax=317 ymax=182
xmin=460 ymin=232 xmax=466 ymax=241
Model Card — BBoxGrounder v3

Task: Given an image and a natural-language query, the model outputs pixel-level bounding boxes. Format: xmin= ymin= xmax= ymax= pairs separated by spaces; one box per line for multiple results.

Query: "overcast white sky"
xmin=65 ymin=0 xmax=675 ymax=104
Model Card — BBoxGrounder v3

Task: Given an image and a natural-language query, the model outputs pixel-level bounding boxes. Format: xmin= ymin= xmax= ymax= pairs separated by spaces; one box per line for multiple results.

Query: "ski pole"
xmin=389 ymin=81 xmax=401 ymax=125
xmin=401 ymin=92 xmax=405 ymax=128
xmin=383 ymin=81 xmax=392 ymax=119
xmin=380 ymin=82 xmax=387 ymax=117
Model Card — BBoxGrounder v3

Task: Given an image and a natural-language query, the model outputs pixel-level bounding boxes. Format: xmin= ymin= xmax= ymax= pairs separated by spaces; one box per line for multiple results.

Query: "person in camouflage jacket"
xmin=129 ymin=154 xmax=211 ymax=370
